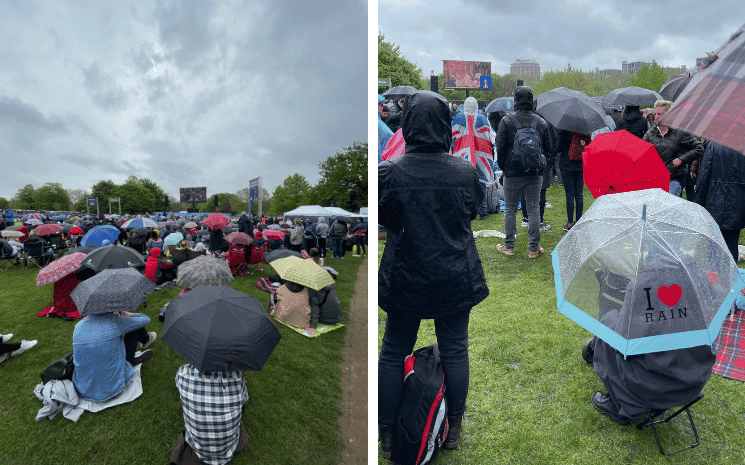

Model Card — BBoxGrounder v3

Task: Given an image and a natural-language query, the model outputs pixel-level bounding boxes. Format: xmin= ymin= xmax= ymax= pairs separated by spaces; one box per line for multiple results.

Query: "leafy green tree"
xmin=72 ymin=194 xmax=88 ymax=213
xmin=312 ymin=143 xmax=367 ymax=212
xmin=15 ymin=184 xmax=36 ymax=210
xmin=271 ymin=174 xmax=312 ymax=215
xmin=0 ymin=197 xmax=9 ymax=209
xmin=34 ymin=183 xmax=70 ymax=211
xmin=378 ymin=33 xmax=423 ymax=91
xmin=629 ymin=63 xmax=668 ymax=93
xmin=112 ymin=179 xmax=151 ymax=214
xmin=137 ymin=177 xmax=167 ymax=212
xmin=90 ymin=180 xmax=117 ymax=208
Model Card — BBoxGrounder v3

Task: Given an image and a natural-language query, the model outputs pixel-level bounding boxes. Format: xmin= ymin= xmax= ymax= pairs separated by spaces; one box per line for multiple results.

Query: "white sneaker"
xmin=11 ymin=340 xmax=37 ymax=357
xmin=521 ymin=219 xmax=529 ymax=227
xmin=352 ymin=254 xmax=360 ymax=257
xmin=1 ymin=333 xmax=13 ymax=343
xmin=540 ymin=222 xmax=551 ymax=232
xmin=141 ymin=332 xmax=157 ymax=349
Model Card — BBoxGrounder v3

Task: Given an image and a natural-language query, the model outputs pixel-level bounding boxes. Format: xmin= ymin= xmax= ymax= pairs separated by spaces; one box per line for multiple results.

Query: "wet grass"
xmin=378 ymin=185 xmax=745 ymax=464
xmin=0 ymin=251 xmax=364 ymax=464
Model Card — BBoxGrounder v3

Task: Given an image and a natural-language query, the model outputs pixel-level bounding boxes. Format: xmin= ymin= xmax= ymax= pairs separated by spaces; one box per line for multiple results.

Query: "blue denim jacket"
xmin=72 ymin=313 xmax=150 ymax=401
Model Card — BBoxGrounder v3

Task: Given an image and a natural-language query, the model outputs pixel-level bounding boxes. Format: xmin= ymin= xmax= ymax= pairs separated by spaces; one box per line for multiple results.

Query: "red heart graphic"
xmin=657 ymin=284 xmax=682 ymax=307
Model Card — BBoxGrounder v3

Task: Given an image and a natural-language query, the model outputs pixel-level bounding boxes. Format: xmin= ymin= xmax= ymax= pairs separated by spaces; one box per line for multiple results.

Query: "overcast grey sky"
xmin=379 ymin=0 xmax=741 ymax=79
xmin=1 ymin=0 xmax=367 ymax=200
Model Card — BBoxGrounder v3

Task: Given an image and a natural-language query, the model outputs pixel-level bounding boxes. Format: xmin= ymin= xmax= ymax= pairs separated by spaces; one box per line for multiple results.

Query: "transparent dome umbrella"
xmin=552 ymin=188 xmax=745 ymax=357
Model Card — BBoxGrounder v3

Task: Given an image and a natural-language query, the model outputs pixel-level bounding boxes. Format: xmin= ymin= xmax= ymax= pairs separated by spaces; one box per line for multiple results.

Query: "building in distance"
xmin=510 ymin=59 xmax=540 ymax=81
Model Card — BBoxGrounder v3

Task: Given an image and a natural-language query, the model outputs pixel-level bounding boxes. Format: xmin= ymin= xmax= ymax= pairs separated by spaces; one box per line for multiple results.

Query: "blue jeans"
xmin=561 ymin=170 xmax=584 ymax=223
xmin=330 ymin=236 xmax=343 ymax=258
xmin=669 ymin=180 xmax=683 ymax=197
xmin=378 ymin=311 xmax=471 ymax=425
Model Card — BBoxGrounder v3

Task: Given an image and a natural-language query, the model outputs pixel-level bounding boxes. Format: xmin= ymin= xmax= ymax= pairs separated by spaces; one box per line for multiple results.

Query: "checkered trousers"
xmin=176 ymin=364 xmax=249 ymax=465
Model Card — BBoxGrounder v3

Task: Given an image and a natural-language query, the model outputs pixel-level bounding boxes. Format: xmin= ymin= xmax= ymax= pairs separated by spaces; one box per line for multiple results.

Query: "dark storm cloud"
xmin=1 ymin=0 xmax=366 ymax=200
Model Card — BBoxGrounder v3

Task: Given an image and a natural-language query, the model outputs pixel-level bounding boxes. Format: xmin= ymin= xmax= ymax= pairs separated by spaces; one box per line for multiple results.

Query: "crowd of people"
xmin=377 ymin=86 xmax=745 ymax=460
xmin=0 ymin=207 xmax=364 ymax=465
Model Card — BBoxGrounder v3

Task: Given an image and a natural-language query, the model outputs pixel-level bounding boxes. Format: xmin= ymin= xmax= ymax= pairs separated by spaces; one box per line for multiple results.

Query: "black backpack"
xmin=391 ymin=344 xmax=449 ymax=465
xmin=508 ymin=114 xmax=544 ymax=175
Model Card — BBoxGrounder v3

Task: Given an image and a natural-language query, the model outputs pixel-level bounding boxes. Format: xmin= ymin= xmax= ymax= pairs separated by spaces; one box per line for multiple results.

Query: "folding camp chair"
xmin=226 ymin=245 xmax=248 ymax=276
xmin=23 ymin=241 xmax=53 ymax=269
xmin=247 ymin=243 xmax=267 ymax=274
xmin=47 ymin=233 xmax=68 ymax=258
xmin=637 ymin=394 xmax=704 ymax=455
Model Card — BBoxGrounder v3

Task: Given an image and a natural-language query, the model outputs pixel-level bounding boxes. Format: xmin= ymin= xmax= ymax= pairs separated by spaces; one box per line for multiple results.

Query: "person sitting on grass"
xmin=273 ymin=280 xmax=343 ymax=336
xmin=309 ymin=247 xmax=324 ymax=267
xmin=0 ymin=333 xmax=37 ymax=364
xmin=170 ymin=364 xmax=249 ymax=465
xmin=72 ymin=311 xmax=156 ymax=401
xmin=144 ymin=248 xmax=176 ymax=285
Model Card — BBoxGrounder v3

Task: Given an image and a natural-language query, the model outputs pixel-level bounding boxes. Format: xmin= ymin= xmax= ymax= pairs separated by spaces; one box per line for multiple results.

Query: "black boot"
xmin=443 ymin=415 xmax=462 ymax=450
xmin=582 ymin=337 xmax=594 ymax=364
xmin=379 ymin=424 xmax=393 ymax=460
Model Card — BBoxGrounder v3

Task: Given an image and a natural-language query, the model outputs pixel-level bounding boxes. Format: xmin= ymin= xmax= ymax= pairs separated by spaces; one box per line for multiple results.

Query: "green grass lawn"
xmin=378 ymin=185 xmax=745 ymax=464
xmin=0 ymin=252 xmax=362 ymax=464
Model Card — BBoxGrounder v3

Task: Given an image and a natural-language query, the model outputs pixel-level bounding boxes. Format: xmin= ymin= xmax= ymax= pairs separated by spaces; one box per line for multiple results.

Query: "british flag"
xmin=452 ymin=113 xmax=494 ymax=182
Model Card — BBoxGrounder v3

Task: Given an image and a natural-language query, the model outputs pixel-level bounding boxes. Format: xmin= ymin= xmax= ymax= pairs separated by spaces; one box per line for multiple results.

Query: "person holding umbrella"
xmin=556 ymin=129 xmax=590 ymax=232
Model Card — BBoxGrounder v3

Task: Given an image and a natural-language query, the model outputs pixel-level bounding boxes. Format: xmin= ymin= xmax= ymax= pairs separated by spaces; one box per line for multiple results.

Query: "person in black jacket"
xmin=237 ymin=212 xmax=255 ymax=239
xmin=495 ymin=86 xmax=552 ymax=258
xmin=614 ymin=105 xmax=648 ymax=139
xmin=378 ymin=90 xmax=489 ymax=456
xmin=695 ymin=141 xmax=745 ymax=261
xmin=386 ymin=99 xmax=404 ymax=133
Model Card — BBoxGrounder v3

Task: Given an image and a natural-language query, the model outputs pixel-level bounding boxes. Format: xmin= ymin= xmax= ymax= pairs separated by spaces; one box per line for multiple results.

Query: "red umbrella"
xmin=382 ymin=129 xmax=405 ymax=161
xmin=68 ymin=226 xmax=85 ymax=236
xmin=661 ymin=23 xmax=745 ymax=154
xmin=261 ymin=229 xmax=285 ymax=240
xmin=582 ymin=130 xmax=670 ymax=199
xmin=25 ymin=218 xmax=43 ymax=226
xmin=224 ymin=232 xmax=254 ymax=245
xmin=35 ymin=223 xmax=64 ymax=236
xmin=36 ymin=252 xmax=87 ymax=287
xmin=203 ymin=213 xmax=230 ymax=230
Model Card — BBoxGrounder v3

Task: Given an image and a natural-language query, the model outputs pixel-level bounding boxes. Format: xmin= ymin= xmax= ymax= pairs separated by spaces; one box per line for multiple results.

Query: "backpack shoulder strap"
xmin=530 ymin=115 xmax=540 ymax=130
xmin=507 ymin=113 xmax=523 ymax=130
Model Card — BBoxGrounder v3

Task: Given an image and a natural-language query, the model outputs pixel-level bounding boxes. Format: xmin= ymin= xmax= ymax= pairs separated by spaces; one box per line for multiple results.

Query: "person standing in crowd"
xmin=695 ymin=141 xmax=745 ymax=262
xmin=315 ymin=217 xmax=329 ymax=258
xmin=386 ymin=98 xmax=405 ymax=133
xmin=614 ymin=105 xmax=648 ymax=139
xmin=452 ymin=97 xmax=494 ymax=220
xmin=495 ymin=86 xmax=552 ymax=258
xmin=328 ymin=218 xmax=348 ymax=259
xmin=237 ymin=211 xmax=255 ymax=239
xmin=290 ymin=218 xmax=304 ymax=252
xmin=450 ymin=102 xmax=460 ymax=121
xmin=378 ymin=90 xmax=489 ymax=458
xmin=378 ymin=95 xmax=394 ymax=164
xmin=350 ymin=217 xmax=367 ymax=257
xmin=643 ymin=100 xmax=704 ymax=197
xmin=556 ymin=130 xmax=590 ymax=232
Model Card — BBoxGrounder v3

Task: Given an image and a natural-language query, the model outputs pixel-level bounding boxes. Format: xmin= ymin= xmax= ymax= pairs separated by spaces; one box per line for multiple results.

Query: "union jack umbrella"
xmin=452 ymin=109 xmax=495 ymax=182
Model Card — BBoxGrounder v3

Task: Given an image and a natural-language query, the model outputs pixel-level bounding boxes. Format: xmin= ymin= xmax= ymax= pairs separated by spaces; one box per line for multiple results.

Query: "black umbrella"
xmin=264 ymin=249 xmax=302 ymax=263
xmin=162 ymin=286 xmax=282 ymax=373
xmin=659 ymin=73 xmax=695 ymax=101
xmin=535 ymin=87 xmax=607 ymax=135
xmin=131 ymin=227 xmax=150 ymax=237
xmin=382 ymin=85 xmax=418 ymax=101
xmin=63 ymin=246 xmax=96 ymax=256
xmin=80 ymin=243 xmax=146 ymax=272
xmin=600 ymin=86 xmax=663 ymax=107
xmin=193 ymin=230 xmax=211 ymax=237
xmin=71 ymin=268 xmax=156 ymax=316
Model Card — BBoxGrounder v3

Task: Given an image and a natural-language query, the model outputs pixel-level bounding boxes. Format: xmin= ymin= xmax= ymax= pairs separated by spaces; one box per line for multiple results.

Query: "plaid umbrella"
xmin=162 ymin=286 xmax=281 ymax=373
xmin=80 ymin=244 xmax=146 ymax=273
xmin=1 ymin=230 xmax=23 ymax=238
xmin=225 ymin=232 xmax=253 ymax=245
xmin=175 ymin=255 xmax=234 ymax=288
xmin=203 ymin=213 xmax=230 ymax=230
xmin=163 ymin=232 xmax=184 ymax=247
xmin=270 ymin=256 xmax=334 ymax=290
xmin=36 ymin=252 xmax=87 ymax=286
xmin=661 ymin=22 xmax=745 ymax=154
xmin=35 ymin=224 xmax=64 ymax=236
xmin=25 ymin=218 xmax=43 ymax=226
xmin=71 ymin=268 xmax=156 ymax=315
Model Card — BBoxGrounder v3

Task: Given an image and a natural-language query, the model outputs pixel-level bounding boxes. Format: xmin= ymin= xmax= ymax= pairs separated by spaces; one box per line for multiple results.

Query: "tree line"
xmin=0 ymin=142 xmax=367 ymax=217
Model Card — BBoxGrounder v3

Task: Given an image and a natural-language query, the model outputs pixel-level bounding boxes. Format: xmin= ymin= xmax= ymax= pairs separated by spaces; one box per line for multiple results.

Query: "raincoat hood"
xmin=514 ymin=86 xmax=534 ymax=111
xmin=317 ymin=217 xmax=327 ymax=225
xmin=150 ymin=248 xmax=161 ymax=258
xmin=402 ymin=91 xmax=452 ymax=154
xmin=463 ymin=97 xmax=478 ymax=116
xmin=621 ymin=105 xmax=643 ymax=121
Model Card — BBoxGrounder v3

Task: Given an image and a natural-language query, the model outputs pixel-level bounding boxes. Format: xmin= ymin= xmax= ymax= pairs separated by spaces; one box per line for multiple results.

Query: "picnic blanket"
xmin=35 ymin=364 xmax=143 ymax=421
xmin=268 ymin=290 xmax=344 ymax=338
xmin=256 ymin=277 xmax=279 ymax=293
xmin=712 ymin=282 xmax=745 ymax=382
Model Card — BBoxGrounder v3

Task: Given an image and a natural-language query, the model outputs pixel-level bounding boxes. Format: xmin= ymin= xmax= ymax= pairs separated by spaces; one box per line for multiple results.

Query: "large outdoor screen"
xmin=179 ymin=187 xmax=207 ymax=203
xmin=443 ymin=60 xmax=492 ymax=91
